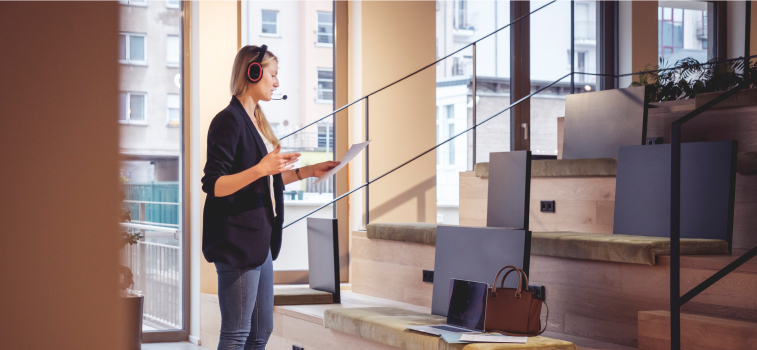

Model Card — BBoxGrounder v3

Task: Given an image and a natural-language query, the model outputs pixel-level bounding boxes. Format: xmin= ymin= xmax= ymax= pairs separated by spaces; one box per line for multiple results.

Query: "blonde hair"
xmin=230 ymin=45 xmax=280 ymax=148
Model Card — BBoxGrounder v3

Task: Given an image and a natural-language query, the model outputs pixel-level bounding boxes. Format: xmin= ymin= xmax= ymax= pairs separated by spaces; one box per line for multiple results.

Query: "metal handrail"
xmin=282 ymin=72 xmax=571 ymax=229
xmin=278 ymin=0 xmax=557 ymax=141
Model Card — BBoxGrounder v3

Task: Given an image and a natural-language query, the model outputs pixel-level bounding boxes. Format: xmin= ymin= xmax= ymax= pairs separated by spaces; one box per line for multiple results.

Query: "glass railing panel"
xmin=529 ymin=0 xmax=597 ymax=157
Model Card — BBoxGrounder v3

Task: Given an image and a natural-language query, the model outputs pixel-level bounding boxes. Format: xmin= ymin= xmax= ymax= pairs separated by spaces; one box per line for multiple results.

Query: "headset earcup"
xmin=247 ymin=62 xmax=263 ymax=83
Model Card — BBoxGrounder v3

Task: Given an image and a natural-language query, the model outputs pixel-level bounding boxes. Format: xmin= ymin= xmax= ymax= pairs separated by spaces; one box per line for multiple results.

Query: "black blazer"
xmin=201 ymin=96 xmax=284 ymax=269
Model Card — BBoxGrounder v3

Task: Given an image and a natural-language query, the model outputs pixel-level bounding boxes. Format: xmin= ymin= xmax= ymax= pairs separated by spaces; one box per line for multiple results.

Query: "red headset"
xmin=246 ymin=45 xmax=268 ymax=84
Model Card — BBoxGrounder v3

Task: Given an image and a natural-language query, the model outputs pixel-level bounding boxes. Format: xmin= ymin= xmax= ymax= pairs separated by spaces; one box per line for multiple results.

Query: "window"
xmin=167 ymin=94 xmax=180 ymax=126
xmin=658 ymin=7 xmax=684 ymax=58
xmin=166 ymin=0 xmax=180 ymax=9
xmin=657 ymin=2 xmax=710 ymax=62
xmin=118 ymin=0 xmax=147 ymax=6
xmin=119 ymin=33 xmax=147 ymax=65
xmin=261 ymin=10 xmax=278 ymax=36
xmin=453 ymin=0 xmax=468 ymax=30
xmin=316 ymin=68 xmax=333 ymax=102
xmin=166 ymin=35 xmax=180 ymax=67
xmin=317 ymin=124 xmax=334 ymax=150
xmin=316 ymin=12 xmax=333 ymax=45
xmin=119 ymin=92 xmax=147 ymax=124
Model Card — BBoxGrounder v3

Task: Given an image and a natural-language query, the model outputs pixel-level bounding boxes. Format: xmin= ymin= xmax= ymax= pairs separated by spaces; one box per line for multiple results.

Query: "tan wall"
xmin=198 ymin=0 xmax=239 ymax=295
xmin=349 ymin=1 xmax=437 ymax=227
xmin=0 ymin=2 xmax=123 ymax=349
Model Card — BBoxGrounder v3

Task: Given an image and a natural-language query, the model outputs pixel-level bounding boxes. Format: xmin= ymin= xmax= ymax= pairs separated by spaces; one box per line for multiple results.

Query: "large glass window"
xmin=658 ymin=1 xmax=709 ymax=63
xmin=242 ymin=1 xmax=335 ymax=276
xmin=530 ymin=0 xmax=598 ymax=156
xmin=436 ymin=0 xmax=512 ymax=225
xmin=118 ymin=1 xmax=184 ymax=334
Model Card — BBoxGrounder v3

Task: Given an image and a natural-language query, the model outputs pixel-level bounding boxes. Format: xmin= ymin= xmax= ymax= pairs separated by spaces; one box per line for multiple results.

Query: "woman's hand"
xmin=255 ymin=145 xmax=300 ymax=176
xmin=309 ymin=160 xmax=341 ymax=177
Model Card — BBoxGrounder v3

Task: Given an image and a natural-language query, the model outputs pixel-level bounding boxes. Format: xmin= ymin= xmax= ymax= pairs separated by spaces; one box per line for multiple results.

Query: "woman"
xmin=201 ymin=45 xmax=339 ymax=350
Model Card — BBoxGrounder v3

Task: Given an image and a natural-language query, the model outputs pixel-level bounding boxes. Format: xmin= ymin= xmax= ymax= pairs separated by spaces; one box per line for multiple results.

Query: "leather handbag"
xmin=484 ymin=265 xmax=549 ymax=336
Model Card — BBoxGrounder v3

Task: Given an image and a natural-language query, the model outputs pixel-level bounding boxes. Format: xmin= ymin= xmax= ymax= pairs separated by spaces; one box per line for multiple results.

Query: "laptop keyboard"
xmin=429 ymin=325 xmax=471 ymax=333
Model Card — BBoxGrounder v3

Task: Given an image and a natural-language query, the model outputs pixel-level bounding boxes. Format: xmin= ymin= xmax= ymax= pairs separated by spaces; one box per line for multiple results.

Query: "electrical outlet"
xmin=540 ymin=200 xmax=555 ymax=213
xmin=646 ymin=137 xmax=663 ymax=145
xmin=423 ymin=270 xmax=434 ymax=283
xmin=293 ymin=346 xmax=304 ymax=350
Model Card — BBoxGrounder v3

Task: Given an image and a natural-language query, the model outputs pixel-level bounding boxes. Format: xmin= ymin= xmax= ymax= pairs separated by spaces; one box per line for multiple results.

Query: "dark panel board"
xmin=431 ymin=226 xmax=531 ymax=317
xmin=563 ymin=85 xmax=650 ymax=159
xmin=487 ymin=151 xmax=532 ymax=230
xmin=613 ymin=141 xmax=737 ymax=249
xmin=307 ymin=218 xmax=340 ymax=303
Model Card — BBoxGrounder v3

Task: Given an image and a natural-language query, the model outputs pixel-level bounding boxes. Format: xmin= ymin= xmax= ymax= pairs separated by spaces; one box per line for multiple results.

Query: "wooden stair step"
xmin=638 ymin=310 xmax=757 ymax=350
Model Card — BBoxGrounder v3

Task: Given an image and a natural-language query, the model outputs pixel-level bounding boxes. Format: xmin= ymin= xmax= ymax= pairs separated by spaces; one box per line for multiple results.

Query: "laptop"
xmin=407 ymin=279 xmax=488 ymax=336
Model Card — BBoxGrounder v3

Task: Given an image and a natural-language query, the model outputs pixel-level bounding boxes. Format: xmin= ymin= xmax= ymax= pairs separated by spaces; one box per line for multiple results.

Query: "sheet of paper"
xmin=459 ymin=334 xmax=528 ymax=343
xmin=312 ymin=140 xmax=371 ymax=185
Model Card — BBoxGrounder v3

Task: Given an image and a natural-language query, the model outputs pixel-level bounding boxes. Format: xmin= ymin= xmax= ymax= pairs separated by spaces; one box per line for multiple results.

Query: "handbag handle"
xmin=491 ymin=265 xmax=527 ymax=297
xmin=500 ymin=268 xmax=530 ymax=291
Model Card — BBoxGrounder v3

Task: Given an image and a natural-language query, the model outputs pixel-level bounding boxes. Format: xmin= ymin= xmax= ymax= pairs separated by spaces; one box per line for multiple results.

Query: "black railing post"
xmin=570 ymin=0 xmax=575 ymax=93
xmin=365 ymin=96 xmax=369 ymax=229
xmin=472 ymin=43 xmax=477 ymax=170
xmin=670 ymin=122 xmax=682 ymax=350
xmin=746 ymin=1 xmax=752 ymax=80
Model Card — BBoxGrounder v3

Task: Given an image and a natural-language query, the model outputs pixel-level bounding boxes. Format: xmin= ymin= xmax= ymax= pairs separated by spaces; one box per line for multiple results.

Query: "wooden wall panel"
xmin=460 ymin=173 xmax=617 ymax=234
xmin=350 ymin=236 xmax=435 ymax=308
xmin=638 ymin=311 xmax=757 ymax=350
xmin=459 ymin=172 xmax=488 ymax=226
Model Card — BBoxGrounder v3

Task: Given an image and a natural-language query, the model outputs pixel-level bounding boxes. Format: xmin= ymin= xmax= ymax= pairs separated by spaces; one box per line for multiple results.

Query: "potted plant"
xmin=118 ymin=182 xmax=144 ymax=350
xmin=630 ymin=56 xmax=757 ymax=104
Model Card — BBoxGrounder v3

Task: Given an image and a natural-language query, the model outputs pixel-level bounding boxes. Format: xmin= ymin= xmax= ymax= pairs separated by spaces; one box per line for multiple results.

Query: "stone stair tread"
xmin=472 ymin=151 xmax=757 ymax=177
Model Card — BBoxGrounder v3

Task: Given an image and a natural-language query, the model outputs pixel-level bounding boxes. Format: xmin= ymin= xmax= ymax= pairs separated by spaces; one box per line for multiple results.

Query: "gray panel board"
xmin=563 ymin=85 xmax=649 ymax=159
xmin=307 ymin=218 xmax=340 ymax=303
xmin=613 ymin=141 xmax=737 ymax=247
xmin=431 ymin=225 xmax=531 ymax=317
xmin=487 ymin=151 xmax=531 ymax=230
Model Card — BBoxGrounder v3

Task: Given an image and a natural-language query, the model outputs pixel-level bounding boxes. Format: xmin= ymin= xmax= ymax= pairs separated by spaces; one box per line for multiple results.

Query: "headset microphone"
xmin=272 ymin=95 xmax=287 ymax=101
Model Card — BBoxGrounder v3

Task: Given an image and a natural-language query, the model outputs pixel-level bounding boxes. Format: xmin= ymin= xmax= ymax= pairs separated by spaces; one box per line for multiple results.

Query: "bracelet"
xmin=295 ymin=168 xmax=303 ymax=181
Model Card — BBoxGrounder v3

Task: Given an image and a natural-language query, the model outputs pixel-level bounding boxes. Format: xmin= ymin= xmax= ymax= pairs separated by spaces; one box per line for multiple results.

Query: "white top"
xmin=252 ymin=120 xmax=277 ymax=217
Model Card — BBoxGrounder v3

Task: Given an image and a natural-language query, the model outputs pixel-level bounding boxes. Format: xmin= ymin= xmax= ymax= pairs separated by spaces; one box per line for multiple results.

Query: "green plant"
xmin=630 ymin=56 xmax=757 ymax=102
xmin=119 ymin=177 xmax=141 ymax=294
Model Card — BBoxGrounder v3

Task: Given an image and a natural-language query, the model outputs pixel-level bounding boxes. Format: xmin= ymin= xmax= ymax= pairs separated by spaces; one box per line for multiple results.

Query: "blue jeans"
xmin=215 ymin=250 xmax=274 ymax=350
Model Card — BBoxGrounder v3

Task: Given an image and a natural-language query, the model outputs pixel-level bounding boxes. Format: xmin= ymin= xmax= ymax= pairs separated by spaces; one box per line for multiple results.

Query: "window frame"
xmin=118 ymin=0 xmax=148 ymax=7
xmin=166 ymin=34 xmax=181 ymax=68
xmin=316 ymin=68 xmax=333 ymax=104
xmin=261 ymin=9 xmax=280 ymax=37
xmin=119 ymin=32 xmax=148 ymax=66
xmin=316 ymin=11 xmax=334 ymax=47
xmin=120 ymin=91 xmax=148 ymax=125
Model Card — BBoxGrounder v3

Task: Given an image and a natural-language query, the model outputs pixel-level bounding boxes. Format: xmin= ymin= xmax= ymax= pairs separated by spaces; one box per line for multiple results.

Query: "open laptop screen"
xmin=446 ymin=279 xmax=488 ymax=331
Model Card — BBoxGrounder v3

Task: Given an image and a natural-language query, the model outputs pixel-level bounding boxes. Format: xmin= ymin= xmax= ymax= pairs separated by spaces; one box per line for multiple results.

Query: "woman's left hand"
xmin=310 ymin=161 xmax=341 ymax=177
